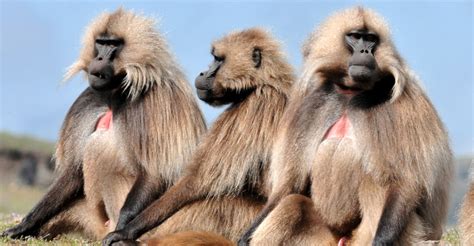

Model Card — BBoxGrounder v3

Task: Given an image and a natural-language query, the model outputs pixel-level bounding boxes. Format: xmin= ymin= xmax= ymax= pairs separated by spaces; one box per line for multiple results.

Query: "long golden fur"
xmin=242 ymin=7 xmax=453 ymax=245
xmin=61 ymin=8 xmax=206 ymax=238
xmin=101 ymin=28 xmax=294 ymax=245
xmin=3 ymin=8 xmax=206 ymax=241
xmin=61 ymin=9 xmax=205 ymax=179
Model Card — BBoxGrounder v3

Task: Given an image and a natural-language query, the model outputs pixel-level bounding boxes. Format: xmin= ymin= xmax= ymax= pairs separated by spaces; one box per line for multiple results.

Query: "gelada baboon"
xmin=239 ymin=7 xmax=453 ymax=246
xmin=102 ymin=28 xmax=294 ymax=245
xmin=459 ymin=169 xmax=474 ymax=244
xmin=1 ymin=8 xmax=206 ymax=240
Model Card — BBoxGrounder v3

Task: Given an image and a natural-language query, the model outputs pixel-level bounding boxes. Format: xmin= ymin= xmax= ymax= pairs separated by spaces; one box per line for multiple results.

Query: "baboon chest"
xmin=311 ymin=114 xmax=362 ymax=232
xmin=82 ymin=110 xmax=134 ymax=188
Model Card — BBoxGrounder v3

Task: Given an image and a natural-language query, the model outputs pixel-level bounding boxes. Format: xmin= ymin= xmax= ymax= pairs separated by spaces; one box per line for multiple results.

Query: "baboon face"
xmin=328 ymin=28 xmax=383 ymax=96
xmin=302 ymin=8 xmax=403 ymax=102
xmin=341 ymin=29 xmax=380 ymax=93
xmin=195 ymin=47 xmax=261 ymax=106
xmin=195 ymin=30 xmax=265 ymax=106
xmin=65 ymin=9 xmax=175 ymax=100
xmin=87 ymin=34 xmax=126 ymax=92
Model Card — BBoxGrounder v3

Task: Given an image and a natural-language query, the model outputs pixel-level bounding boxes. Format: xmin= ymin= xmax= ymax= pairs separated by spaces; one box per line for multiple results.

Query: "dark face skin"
xmin=337 ymin=29 xmax=380 ymax=94
xmin=88 ymin=35 xmax=125 ymax=92
xmin=194 ymin=48 xmax=262 ymax=106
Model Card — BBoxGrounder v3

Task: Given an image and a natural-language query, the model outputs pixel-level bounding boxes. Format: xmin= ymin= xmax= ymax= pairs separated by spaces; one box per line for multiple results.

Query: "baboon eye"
xmin=211 ymin=47 xmax=225 ymax=62
xmin=252 ymin=48 xmax=262 ymax=68
xmin=96 ymin=37 xmax=124 ymax=47
xmin=213 ymin=55 xmax=225 ymax=62
xmin=349 ymin=33 xmax=362 ymax=40
xmin=365 ymin=34 xmax=378 ymax=42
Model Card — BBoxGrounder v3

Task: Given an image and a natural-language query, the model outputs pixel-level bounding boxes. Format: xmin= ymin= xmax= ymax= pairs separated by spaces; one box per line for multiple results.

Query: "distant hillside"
xmin=449 ymin=155 xmax=473 ymax=226
xmin=0 ymin=132 xmax=56 ymax=187
xmin=0 ymin=132 xmax=55 ymax=154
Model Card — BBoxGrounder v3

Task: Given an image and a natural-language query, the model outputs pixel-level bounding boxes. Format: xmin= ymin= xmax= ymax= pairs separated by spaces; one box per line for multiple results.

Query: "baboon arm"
xmin=102 ymin=176 xmax=203 ymax=245
xmin=1 ymin=165 xmax=84 ymax=238
xmin=115 ymin=172 xmax=166 ymax=231
xmin=372 ymin=186 xmax=416 ymax=246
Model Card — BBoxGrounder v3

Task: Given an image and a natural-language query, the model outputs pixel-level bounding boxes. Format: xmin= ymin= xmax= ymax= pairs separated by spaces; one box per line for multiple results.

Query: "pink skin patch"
xmin=104 ymin=220 xmax=110 ymax=228
xmin=324 ymin=113 xmax=352 ymax=139
xmin=336 ymin=87 xmax=358 ymax=95
xmin=338 ymin=237 xmax=349 ymax=246
xmin=335 ymin=81 xmax=362 ymax=96
xmin=96 ymin=109 xmax=113 ymax=131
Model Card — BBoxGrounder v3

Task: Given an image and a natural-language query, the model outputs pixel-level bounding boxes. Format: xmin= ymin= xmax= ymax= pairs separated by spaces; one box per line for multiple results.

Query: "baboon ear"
xmin=252 ymin=48 xmax=262 ymax=68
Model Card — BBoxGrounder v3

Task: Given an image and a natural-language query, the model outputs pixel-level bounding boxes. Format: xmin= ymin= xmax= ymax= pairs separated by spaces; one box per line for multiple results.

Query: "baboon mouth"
xmin=196 ymin=89 xmax=217 ymax=103
xmin=335 ymin=82 xmax=363 ymax=95
xmin=196 ymin=88 xmax=211 ymax=97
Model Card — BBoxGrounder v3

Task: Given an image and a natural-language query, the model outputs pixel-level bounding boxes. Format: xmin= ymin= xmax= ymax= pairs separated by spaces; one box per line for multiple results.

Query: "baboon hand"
xmin=112 ymin=239 xmax=139 ymax=246
xmin=237 ymin=232 xmax=252 ymax=246
xmin=1 ymin=222 xmax=37 ymax=239
xmin=102 ymin=230 xmax=133 ymax=246
xmin=238 ymin=239 xmax=250 ymax=246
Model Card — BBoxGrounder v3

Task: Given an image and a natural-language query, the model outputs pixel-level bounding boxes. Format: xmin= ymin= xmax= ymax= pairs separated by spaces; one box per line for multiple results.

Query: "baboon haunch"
xmin=145 ymin=231 xmax=234 ymax=246
xmin=239 ymin=7 xmax=453 ymax=246
xmin=1 ymin=8 xmax=206 ymax=240
xmin=102 ymin=28 xmax=294 ymax=245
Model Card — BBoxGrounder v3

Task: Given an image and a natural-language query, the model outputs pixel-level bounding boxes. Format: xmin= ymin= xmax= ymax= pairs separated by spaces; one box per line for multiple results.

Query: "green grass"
xmin=0 ymin=184 xmax=98 ymax=245
xmin=0 ymin=214 xmax=99 ymax=245
xmin=0 ymin=215 xmax=98 ymax=245
xmin=442 ymin=229 xmax=461 ymax=246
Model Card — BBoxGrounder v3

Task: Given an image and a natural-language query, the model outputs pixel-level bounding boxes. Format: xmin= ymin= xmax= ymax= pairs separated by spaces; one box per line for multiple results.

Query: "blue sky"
xmin=0 ymin=1 xmax=472 ymax=155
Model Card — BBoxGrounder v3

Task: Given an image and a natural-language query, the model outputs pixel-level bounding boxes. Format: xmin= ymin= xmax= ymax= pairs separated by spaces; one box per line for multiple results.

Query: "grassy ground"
xmin=443 ymin=230 xmax=462 ymax=245
xmin=0 ymin=217 xmax=97 ymax=245
xmin=0 ymin=184 xmax=98 ymax=245
xmin=0 ymin=184 xmax=462 ymax=245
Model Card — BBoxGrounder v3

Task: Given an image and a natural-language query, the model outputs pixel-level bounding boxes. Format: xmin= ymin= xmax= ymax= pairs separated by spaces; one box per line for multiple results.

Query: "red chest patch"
xmin=324 ymin=113 xmax=352 ymax=139
xmin=96 ymin=109 xmax=113 ymax=131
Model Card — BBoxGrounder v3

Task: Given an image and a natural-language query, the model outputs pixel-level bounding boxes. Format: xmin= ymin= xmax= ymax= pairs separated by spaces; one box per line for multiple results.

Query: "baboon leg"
xmin=460 ymin=184 xmax=474 ymax=245
xmin=250 ymin=194 xmax=337 ymax=246
xmin=38 ymin=198 xmax=108 ymax=240
xmin=83 ymin=148 xmax=135 ymax=229
xmin=100 ymin=174 xmax=135 ymax=227
xmin=351 ymin=180 xmax=426 ymax=245
xmin=397 ymin=215 xmax=427 ymax=245
xmin=148 ymin=197 xmax=264 ymax=242
xmin=350 ymin=181 xmax=386 ymax=245
xmin=350 ymin=179 xmax=387 ymax=245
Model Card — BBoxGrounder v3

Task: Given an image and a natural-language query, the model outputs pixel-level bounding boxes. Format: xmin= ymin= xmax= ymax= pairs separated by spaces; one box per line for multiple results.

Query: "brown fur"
xmin=106 ymin=28 xmax=294 ymax=243
xmin=245 ymin=7 xmax=453 ymax=245
xmin=152 ymin=197 xmax=263 ymax=241
xmin=251 ymin=194 xmax=337 ymax=246
xmin=12 ymin=9 xmax=206 ymax=240
xmin=459 ymin=171 xmax=474 ymax=245
xmin=145 ymin=231 xmax=234 ymax=246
